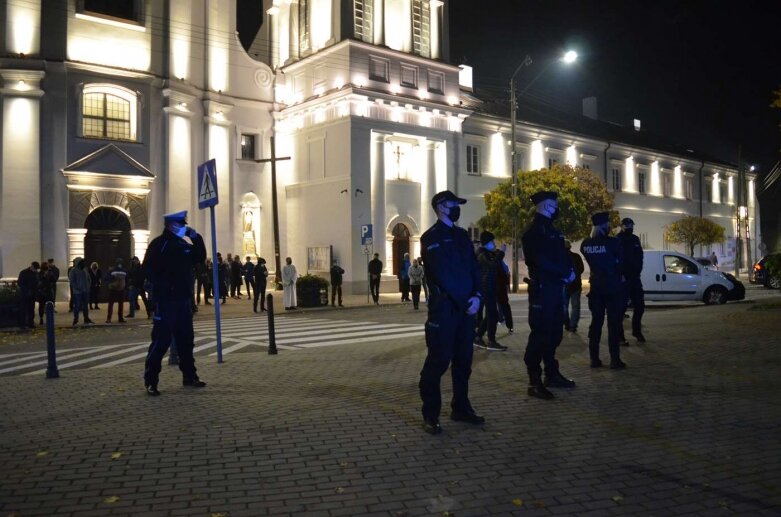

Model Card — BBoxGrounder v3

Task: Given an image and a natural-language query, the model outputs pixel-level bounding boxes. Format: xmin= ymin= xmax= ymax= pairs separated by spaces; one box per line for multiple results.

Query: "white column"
xmin=66 ymin=229 xmax=88 ymax=266
xmin=421 ymin=140 xmax=437 ymax=230
xmin=1 ymin=70 xmax=43 ymax=278
xmin=132 ymin=230 xmax=151 ymax=262
xmin=268 ymin=6 xmax=279 ymax=67
xmin=6 ymin=0 xmax=41 ymax=56
xmin=370 ymin=132 xmax=386 ymax=271
xmin=429 ymin=0 xmax=442 ymax=59
xmin=373 ymin=0 xmax=384 ymax=45
xmin=205 ymin=101 xmax=234 ymax=253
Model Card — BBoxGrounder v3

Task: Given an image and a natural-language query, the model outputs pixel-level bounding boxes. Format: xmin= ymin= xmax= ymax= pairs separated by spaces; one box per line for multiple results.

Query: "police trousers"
xmin=144 ymin=299 xmax=198 ymax=386
xmin=587 ymin=288 xmax=623 ymax=362
xmin=525 ymin=280 xmax=564 ymax=377
xmin=419 ymin=300 xmax=475 ymax=420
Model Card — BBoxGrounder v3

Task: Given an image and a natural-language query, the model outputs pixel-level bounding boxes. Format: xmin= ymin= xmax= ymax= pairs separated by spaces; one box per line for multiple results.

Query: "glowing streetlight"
xmin=562 ymin=50 xmax=578 ymax=64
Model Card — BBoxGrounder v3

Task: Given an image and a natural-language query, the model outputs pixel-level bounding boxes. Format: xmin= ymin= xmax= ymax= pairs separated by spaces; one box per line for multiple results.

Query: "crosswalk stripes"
xmin=0 ymin=316 xmax=425 ymax=376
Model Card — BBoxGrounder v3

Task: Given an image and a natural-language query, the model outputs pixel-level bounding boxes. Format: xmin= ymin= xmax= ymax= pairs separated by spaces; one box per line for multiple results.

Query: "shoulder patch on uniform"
xmin=427 ymin=243 xmax=440 ymax=250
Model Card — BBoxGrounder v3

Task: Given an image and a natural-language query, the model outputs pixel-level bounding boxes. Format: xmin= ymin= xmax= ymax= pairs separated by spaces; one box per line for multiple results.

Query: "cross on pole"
xmin=255 ymin=136 xmax=290 ymax=288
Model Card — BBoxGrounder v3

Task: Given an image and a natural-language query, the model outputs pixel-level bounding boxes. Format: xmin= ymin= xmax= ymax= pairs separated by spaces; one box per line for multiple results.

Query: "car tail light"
xmin=754 ymin=264 xmax=763 ymax=271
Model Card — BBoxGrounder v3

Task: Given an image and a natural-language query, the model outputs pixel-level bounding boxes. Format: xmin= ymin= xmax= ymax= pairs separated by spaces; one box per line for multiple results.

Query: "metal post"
xmin=266 ymin=293 xmax=278 ymax=355
xmin=45 ymin=301 xmax=59 ymax=379
xmin=735 ymin=146 xmax=742 ymax=277
xmin=210 ymin=205 xmax=224 ymax=363
xmin=509 ymin=55 xmax=532 ymax=294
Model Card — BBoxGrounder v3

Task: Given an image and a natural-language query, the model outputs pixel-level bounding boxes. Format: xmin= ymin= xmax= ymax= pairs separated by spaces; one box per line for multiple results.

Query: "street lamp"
xmin=509 ymin=50 xmax=578 ymax=292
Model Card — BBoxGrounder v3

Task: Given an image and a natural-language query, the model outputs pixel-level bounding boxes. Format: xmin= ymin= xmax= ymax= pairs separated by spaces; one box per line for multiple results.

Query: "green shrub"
xmin=296 ymin=274 xmax=329 ymax=289
xmin=765 ymin=253 xmax=781 ymax=279
xmin=0 ymin=282 xmax=19 ymax=305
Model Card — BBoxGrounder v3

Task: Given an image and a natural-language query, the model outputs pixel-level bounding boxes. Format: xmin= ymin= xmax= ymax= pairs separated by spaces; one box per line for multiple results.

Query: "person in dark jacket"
xmin=616 ymin=217 xmax=646 ymax=344
xmin=419 ymin=190 xmax=484 ymax=435
xmin=142 ymin=211 xmax=207 ymax=396
xmin=563 ymin=240 xmax=585 ymax=332
xmin=47 ymin=259 xmax=60 ymax=306
xmin=581 ymin=212 xmax=626 ymax=369
xmin=330 ymin=259 xmax=345 ymax=307
xmin=36 ymin=263 xmax=57 ymax=325
xmin=69 ymin=257 xmax=93 ymax=326
xmin=521 ymin=191 xmax=577 ymax=400
xmin=368 ymin=253 xmax=383 ymax=305
xmin=399 ymin=253 xmax=411 ymax=302
xmin=474 ymin=231 xmax=507 ymax=351
xmin=496 ymin=255 xmax=513 ymax=334
xmin=216 ymin=253 xmax=229 ymax=303
xmin=242 ymin=256 xmax=255 ymax=301
xmin=253 ymin=257 xmax=269 ymax=312
xmin=17 ymin=262 xmax=40 ymax=329
xmin=105 ymin=259 xmax=128 ymax=324
xmin=230 ymin=255 xmax=243 ymax=299
xmin=88 ymin=262 xmax=102 ymax=309
xmin=127 ymin=256 xmax=149 ymax=318
xmin=195 ymin=260 xmax=209 ymax=305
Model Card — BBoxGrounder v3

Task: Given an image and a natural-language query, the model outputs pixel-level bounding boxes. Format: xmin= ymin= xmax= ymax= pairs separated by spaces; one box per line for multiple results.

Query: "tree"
xmin=665 ymin=216 xmax=725 ymax=256
xmin=479 ymin=164 xmax=618 ymax=242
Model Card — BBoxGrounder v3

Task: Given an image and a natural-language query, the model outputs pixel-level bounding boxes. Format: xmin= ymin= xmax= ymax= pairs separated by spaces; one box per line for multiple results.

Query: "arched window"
xmin=81 ymin=84 xmax=138 ymax=141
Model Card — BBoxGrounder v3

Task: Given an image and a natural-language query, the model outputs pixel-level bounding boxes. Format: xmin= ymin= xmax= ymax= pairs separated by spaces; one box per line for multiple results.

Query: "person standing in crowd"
xmin=195 ymin=259 xmax=209 ymax=306
xmin=368 ymin=253 xmax=383 ymax=305
xmin=36 ymin=263 xmax=56 ymax=325
xmin=709 ymin=250 xmax=719 ymax=270
xmin=105 ymin=258 xmax=128 ymax=324
xmin=617 ymin=217 xmax=646 ymax=344
xmin=143 ymin=211 xmax=207 ymax=396
xmin=419 ymin=190 xmax=484 ymax=435
xmin=399 ymin=252 xmax=411 ymax=302
xmin=581 ymin=212 xmax=626 ymax=369
xmin=522 ymin=190 xmax=577 ymax=400
xmin=253 ymin=257 xmax=269 ymax=312
xmin=216 ymin=253 xmax=229 ymax=304
xmin=203 ymin=258 xmax=213 ymax=305
xmin=127 ymin=256 xmax=149 ymax=319
xmin=408 ymin=258 xmax=425 ymax=310
xmin=474 ymin=232 xmax=507 ymax=351
xmin=418 ymin=257 xmax=429 ymax=303
xmin=242 ymin=256 xmax=255 ymax=301
xmin=230 ymin=254 xmax=243 ymax=299
xmin=68 ymin=257 xmax=93 ymax=326
xmin=282 ymin=257 xmax=298 ymax=310
xmin=563 ymin=240 xmax=585 ymax=332
xmin=330 ymin=259 xmax=345 ymax=307
xmin=17 ymin=262 xmax=39 ymax=329
xmin=47 ymin=259 xmax=60 ymax=308
xmin=88 ymin=262 xmax=102 ymax=310
xmin=496 ymin=253 xmax=513 ymax=334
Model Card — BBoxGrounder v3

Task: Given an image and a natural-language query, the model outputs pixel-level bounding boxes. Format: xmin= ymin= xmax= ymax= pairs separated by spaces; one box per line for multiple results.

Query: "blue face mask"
xmin=484 ymin=241 xmax=496 ymax=251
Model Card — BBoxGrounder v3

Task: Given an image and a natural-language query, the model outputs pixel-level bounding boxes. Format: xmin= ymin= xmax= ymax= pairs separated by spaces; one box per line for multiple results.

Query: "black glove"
xmin=185 ymin=227 xmax=198 ymax=239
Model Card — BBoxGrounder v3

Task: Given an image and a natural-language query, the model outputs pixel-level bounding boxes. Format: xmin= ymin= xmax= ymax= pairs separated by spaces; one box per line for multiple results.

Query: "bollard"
xmin=266 ymin=293 xmax=277 ymax=355
xmin=45 ymin=301 xmax=59 ymax=379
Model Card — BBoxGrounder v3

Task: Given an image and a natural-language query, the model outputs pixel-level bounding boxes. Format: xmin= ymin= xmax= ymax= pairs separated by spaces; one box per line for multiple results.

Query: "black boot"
xmin=527 ymin=373 xmax=555 ymax=400
xmin=544 ymin=371 xmax=576 ymax=388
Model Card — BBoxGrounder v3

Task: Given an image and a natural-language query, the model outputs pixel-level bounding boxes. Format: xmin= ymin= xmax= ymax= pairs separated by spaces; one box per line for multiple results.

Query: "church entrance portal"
xmin=391 ymin=223 xmax=410 ymax=276
xmin=84 ymin=207 xmax=132 ymax=301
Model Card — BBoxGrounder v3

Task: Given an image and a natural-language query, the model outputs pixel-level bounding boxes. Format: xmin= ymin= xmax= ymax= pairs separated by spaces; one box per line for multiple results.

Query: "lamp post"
xmin=509 ymin=50 xmax=578 ymax=293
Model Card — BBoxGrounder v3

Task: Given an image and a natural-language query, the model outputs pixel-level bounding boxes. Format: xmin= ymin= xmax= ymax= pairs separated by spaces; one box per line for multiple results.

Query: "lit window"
xmin=638 ymin=171 xmax=646 ymax=194
xmin=411 ymin=0 xmax=431 ymax=58
xmin=612 ymin=168 xmax=622 ymax=192
xmin=81 ymin=84 xmax=138 ymax=141
xmin=353 ymin=0 xmax=373 ymax=43
xmin=466 ymin=145 xmax=480 ymax=175
xmin=241 ymin=134 xmax=256 ymax=160
xmin=548 ymin=157 xmax=559 ymax=168
xmin=79 ymin=0 xmax=143 ymax=24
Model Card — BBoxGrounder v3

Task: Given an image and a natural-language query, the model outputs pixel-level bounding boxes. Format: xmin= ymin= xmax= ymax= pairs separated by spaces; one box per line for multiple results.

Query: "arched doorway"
xmin=84 ymin=207 xmax=132 ymax=301
xmin=392 ymin=223 xmax=410 ymax=276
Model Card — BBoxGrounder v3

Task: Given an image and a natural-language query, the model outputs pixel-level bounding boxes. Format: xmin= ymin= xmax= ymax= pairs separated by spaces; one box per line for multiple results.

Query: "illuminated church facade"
xmin=0 ymin=0 xmax=760 ymax=292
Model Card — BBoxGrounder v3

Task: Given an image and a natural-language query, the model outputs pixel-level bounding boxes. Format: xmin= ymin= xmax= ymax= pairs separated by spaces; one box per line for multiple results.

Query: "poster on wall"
xmin=307 ymin=245 xmax=332 ymax=273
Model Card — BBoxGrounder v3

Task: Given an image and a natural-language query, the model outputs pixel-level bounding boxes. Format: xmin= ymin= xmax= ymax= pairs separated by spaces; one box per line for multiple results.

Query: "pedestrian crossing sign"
xmin=197 ymin=159 xmax=218 ymax=209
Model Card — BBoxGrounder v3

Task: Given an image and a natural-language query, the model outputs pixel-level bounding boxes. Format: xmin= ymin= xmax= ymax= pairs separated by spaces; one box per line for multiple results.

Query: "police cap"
xmin=480 ymin=230 xmax=495 ymax=246
xmin=431 ymin=190 xmax=467 ymax=208
xmin=163 ymin=210 xmax=188 ymax=224
xmin=530 ymin=190 xmax=558 ymax=205
xmin=591 ymin=212 xmax=610 ymax=225
xmin=621 ymin=217 xmax=635 ymax=226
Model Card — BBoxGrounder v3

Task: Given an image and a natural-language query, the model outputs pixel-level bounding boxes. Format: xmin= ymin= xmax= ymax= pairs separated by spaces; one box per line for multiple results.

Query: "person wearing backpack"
xmin=105 ymin=258 xmax=128 ymax=323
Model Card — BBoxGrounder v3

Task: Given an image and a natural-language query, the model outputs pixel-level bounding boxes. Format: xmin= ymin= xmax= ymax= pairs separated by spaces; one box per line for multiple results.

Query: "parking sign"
xmin=361 ymin=224 xmax=373 ymax=245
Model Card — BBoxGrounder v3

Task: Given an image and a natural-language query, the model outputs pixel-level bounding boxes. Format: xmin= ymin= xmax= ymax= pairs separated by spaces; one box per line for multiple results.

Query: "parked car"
xmin=641 ymin=251 xmax=745 ymax=304
xmin=694 ymin=257 xmax=717 ymax=270
xmin=752 ymin=255 xmax=781 ymax=289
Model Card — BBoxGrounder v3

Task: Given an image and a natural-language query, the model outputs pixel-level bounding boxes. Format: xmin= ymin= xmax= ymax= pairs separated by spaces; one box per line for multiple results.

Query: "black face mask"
xmin=550 ymin=208 xmax=560 ymax=221
xmin=447 ymin=206 xmax=461 ymax=222
xmin=624 ymin=227 xmax=634 ymax=234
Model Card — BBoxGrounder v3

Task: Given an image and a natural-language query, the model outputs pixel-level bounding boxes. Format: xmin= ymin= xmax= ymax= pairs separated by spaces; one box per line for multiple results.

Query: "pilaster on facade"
xmin=0 ymin=69 xmax=45 ymax=98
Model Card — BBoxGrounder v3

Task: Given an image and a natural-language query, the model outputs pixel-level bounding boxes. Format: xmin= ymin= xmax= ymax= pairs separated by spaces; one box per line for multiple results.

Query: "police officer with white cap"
xmin=419 ymin=190 xmax=484 ymax=434
xmin=521 ymin=190 xmax=576 ymax=400
xmin=142 ymin=211 xmax=207 ymax=396
xmin=581 ymin=212 xmax=626 ymax=369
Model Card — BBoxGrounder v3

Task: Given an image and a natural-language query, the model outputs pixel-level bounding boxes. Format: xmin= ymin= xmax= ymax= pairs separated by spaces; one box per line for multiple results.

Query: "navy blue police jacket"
xmin=421 ymin=220 xmax=481 ymax=312
xmin=580 ymin=234 xmax=623 ymax=294
xmin=521 ymin=213 xmax=573 ymax=284
xmin=617 ymin=230 xmax=643 ymax=279
xmin=143 ymin=229 xmax=207 ymax=302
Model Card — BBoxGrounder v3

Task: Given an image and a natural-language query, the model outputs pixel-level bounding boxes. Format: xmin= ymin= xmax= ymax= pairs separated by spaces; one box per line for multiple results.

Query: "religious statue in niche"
xmin=242 ymin=206 xmax=257 ymax=256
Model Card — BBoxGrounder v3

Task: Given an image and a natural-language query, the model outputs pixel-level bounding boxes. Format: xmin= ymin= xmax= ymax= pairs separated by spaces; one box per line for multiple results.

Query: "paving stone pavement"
xmin=1 ymin=298 xmax=780 ymax=516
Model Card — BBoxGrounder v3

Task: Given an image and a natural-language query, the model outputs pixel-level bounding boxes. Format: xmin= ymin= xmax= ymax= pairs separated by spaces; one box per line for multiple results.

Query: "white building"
xmin=0 ymin=0 xmax=759 ymax=295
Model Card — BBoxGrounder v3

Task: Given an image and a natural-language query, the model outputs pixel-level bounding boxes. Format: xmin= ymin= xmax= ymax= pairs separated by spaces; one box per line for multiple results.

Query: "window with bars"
xmin=685 ymin=177 xmax=693 ymax=200
xmin=466 ymin=145 xmax=480 ymax=175
xmin=706 ymin=180 xmax=713 ymax=202
xmin=353 ymin=0 xmax=373 ymax=43
xmin=411 ymin=0 xmax=431 ymax=58
xmin=663 ymin=173 xmax=672 ymax=197
xmin=612 ymin=168 xmax=622 ymax=191
xmin=82 ymin=91 xmax=133 ymax=140
xmin=240 ymin=134 xmax=256 ymax=160
xmin=468 ymin=226 xmax=481 ymax=244
xmin=638 ymin=171 xmax=646 ymax=194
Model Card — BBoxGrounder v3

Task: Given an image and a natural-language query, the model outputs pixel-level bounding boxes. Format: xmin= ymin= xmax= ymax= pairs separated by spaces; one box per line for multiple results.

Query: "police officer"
xmin=419 ymin=190 xmax=483 ymax=434
xmin=521 ymin=191 xmax=576 ymax=400
xmin=142 ymin=211 xmax=207 ymax=396
xmin=617 ymin=217 xmax=646 ymax=344
xmin=581 ymin=212 xmax=626 ymax=369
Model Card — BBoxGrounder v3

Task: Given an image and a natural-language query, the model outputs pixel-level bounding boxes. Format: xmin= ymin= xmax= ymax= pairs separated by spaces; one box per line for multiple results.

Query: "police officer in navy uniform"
xmin=521 ymin=191 xmax=576 ymax=400
xmin=581 ymin=212 xmax=626 ymax=369
xmin=419 ymin=190 xmax=484 ymax=435
xmin=143 ymin=211 xmax=208 ymax=396
xmin=616 ymin=217 xmax=646 ymax=344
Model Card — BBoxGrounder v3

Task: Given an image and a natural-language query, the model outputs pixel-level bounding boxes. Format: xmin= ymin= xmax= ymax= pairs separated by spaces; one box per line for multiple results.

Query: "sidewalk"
xmin=0 ymin=296 xmax=780 ymax=516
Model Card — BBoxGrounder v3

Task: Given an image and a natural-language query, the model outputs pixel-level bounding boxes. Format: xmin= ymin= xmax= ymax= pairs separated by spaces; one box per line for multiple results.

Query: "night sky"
xmin=449 ymin=0 xmax=781 ymax=173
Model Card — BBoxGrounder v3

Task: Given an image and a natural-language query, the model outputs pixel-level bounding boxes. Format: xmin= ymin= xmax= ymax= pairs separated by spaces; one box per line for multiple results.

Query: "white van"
xmin=641 ymin=251 xmax=745 ymax=304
